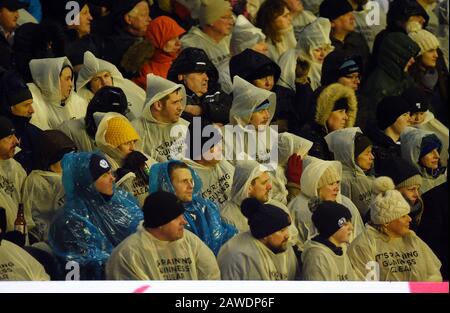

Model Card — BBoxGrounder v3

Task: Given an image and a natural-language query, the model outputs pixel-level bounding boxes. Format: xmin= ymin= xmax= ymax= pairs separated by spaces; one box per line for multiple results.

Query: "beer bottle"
xmin=14 ymin=203 xmax=27 ymax=235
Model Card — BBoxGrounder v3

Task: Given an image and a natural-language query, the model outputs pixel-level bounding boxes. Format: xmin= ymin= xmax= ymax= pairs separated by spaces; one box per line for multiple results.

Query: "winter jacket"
xmin=299 ymin=83 xmax=358 ymax=160
xmin=287 ymin=159 xmax=365 ymax=250
xmin=64 ymin=29 xmax=100 ymax=67
xmin=76 ymin=51 xmax=145 ymax=120
xmin=400 ymin=127 xmax=447 ymax=194
xmin=348 ymin=224 xmax=442 ymax=281
xmin=48 ymin=152 xmax=143 ymax=280
xmin=0 ymin=30 xmax=14 ymax=70
xmin=131 ymin=74 xmax=189 ymax=162
xmin=360 ymin=32 xmax=420 ymax=127
xmin=325 ymin=128 xmax=375 ymax=219
xmin=331 ymin=31 xmax=371 ymax=76
xmin=217 ymin=232 xmax=299 ymax=280
xmin=106 ymin=223 xmax=220 ymax=280
xmin=28 ymin=57 xmax=88 ymax=130
xmin=149 ymin=160 xmax=237 ymax=255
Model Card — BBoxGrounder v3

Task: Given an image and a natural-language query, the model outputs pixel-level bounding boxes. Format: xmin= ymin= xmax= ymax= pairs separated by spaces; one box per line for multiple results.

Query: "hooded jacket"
xmin=217 ymin=231 xmax=299 ymax=280
xmin=105 ymin=223 xmax=220 ymax=280
xmin=400 ymin=127 xmax=447 ymax=194
xmin=299 ymin=83 xmax=357 ymax=160
xmin=131 ymin=74 xmax=188 ymax=162
xmin=301 ymin=239 xmax=358 ymax=281
xmin=361 ymin=32 xmax=420 ymax=125
xmin=287 ymin=159 xmax=364 ymax=250
xmin=148 ymin=160 xmax=237 ymax=255
xmin=348 ymin=225 xmax=442 ymax=281
xmin=76 ymin=51 xmax=145 ymax=120
xmin=325 ymin=128 xmax=375 ymax=219
xmin=28 ymin=57 xmax=88 ymax=130
xmin=48 ymin=152 xmax=143 ymax=280
xmin=181 ymin=26 xmax=231 ymax=68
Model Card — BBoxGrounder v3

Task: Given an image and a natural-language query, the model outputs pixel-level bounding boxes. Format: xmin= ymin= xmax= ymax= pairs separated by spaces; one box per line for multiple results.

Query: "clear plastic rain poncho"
xmin=149 ymin=160 xmax=237 ymax=255
xmin=48 ymin=152 xmax=143 ymax=280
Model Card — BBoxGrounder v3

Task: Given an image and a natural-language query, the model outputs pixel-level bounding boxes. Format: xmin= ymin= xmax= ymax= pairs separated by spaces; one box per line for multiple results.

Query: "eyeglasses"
xmin=344 ymin=74 xmax=361 ymax=81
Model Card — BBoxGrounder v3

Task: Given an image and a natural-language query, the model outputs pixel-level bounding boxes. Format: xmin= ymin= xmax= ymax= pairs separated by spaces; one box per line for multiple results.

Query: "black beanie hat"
xmin=319 ymin=0 xmax=354 ymax=21
xmin=402 ymin=87 xmax=429 ymax=114
xmin=376 ymin=96 xmax=410 ymax=130
xmin=310 ymin=200 xmax=352 ymax=239
xmin=332 ymin=97 xmax=349 ymax=112
xmin=0 ymin=70 xmax=33 ymax=111
xmin=419 ymin=134 xmax=442 ymax=159
xmin=89 ymin=154 xmax=111 ymax=181
xmin=378 ymin=157 xmax=422 ymax=189
xmin=241 ymin=198 xmax=291 ymax=239
xmin=143 ymin=191 xmax=185 ymax=228
xmin=354 ymin=132 xmax=372 ymax=158
xmin=0 ymin=116 xmax=15 ymax=140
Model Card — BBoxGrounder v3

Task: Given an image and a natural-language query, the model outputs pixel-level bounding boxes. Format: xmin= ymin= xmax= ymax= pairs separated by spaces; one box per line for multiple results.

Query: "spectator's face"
xmin=252 ymin=40 xmax=269 ymax=55
xmin=421 ymin=49 xmax=439 ymax=68
xmin=70 ymin=4 xmax=93 ymax=37
xmin=391 ymin=112 xmax=410 ymax=134
xmin=180 ymin=72 xmax=209 ymax=96
xmin=398 ymin=185 xmax=421 ymax=205
xmin=263 ymin=226 xmax=290 ymax=254
xmin=210 ymin=9 xmax=234 ymax=36
xmin=318 ymin=180 xmax=340 ymax=201
xmin=158 ymin=214 xmax=188 ymax=241
xmin=125 ymin=1 xmax=151 ymax=37
xmin=274 ymin=7 xmax=292 ymax=31
xmin=0 ymin=134 xmax=19 ymax=160
xmin=156 ymin=90 xmax=184 ymax=123
xmin=94 ymin=171 xmax=115 ymax=195
xmin=59 ymin=67 xmax=73 ymax=101
xmin=407 ymin=15 xmax=426 ymax=28
xmin=249 ymin=108 xmax=271 ymax=128
xmin=248 ymin=172 xmax=272 ymax=203
xmin=117 ymin=140 xmax=137 ymax=155
xmin=337 ymin=72 xmax=361 ymax=91
xmin=409 ymin=112 xmax=426 ymax=125
xmin=386 ymin=214 xmax=411 ymax=238
xmin=163 ymin=36 xmax=182 ymax=55
xmin=326 ymin=109 xmax=348 ymax=132
xmin=170 ymin=168 xmax=194 ymax=202
xmin=285 ymin=0 xmax=303 ymax=14
xmin=332 ymin=11 xmax=355 ymax=33
xmin=0 ymin=7 xmax=19 ymax=33
xmin=331 ymin=221 xmax=353 ymax=244
xmin=252 ymin=75 xmax=275 ymax=91
xmin=11 ymin=99 xmax=34 ymax=118
xmin=89 ymin=71 xmax=113 ymax=93
xmin=311 ymin=46 xmax=328 ymax=64
xmin=356 ymin=145 xmax=374 ymax=171
xmin=420 ymin=148 xmax=440 ymax=170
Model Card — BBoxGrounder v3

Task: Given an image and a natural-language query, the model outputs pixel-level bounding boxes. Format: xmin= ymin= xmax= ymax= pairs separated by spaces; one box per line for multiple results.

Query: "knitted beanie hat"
xmin=198 ymin=0 xmax=232 ymax=28
xmin=376 ymin=96 xmax=410 ymax=130
xmin=409 ymin=29 xmax=440 ymax=55
xmin=143 ymin=191 xmax=185 ymax=228
xmin=310 ymin=200 xmax=352 ymax=239
xmin=105 ymin=116 xmax=140 ymax=148
xmin=370 ymin=177 xmax=410 ymax=225
xmin=378 ymin=157 xmax=422 ymax=189
xmin=319 ymin=0 xmax=354 ymax=21
xmin=317 ymin=164 xmax=341 ymax=189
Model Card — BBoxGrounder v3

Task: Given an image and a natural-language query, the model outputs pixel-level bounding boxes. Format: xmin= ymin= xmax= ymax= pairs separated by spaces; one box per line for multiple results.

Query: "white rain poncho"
xmin=132 ymin=74 xmax=189 ymax=162
xmin=76 ymin=51 xmax=145 ymax=120
xmin=295 ymin=17 xmax=334 ymax=90
xmin=181 ymin=26 xmax=231 ymax=68
xmin=348 ymin=225 xmax=442 ymax=281
xmin=325 ymin=128 xmax=375 ymax=218
xmin=22 ymin=170 xmax=64 ymax=242
xmin=0 ymin=158 xmax=28 ymax=232
xmin=183 ymin=158 xmax=234 ymax=210
xmin=220 ymin=160 xmax=300 ymax=248
xmin=291 ymin=9 xmax=317 ymax=36
xmin=28 ymin=57 xmax=87 ymax=130
xmin=301 ymin=239 xmax=359 ymax=281
xmin=266 ymin=25 xmax=297 ymax=63
xmin=277 ymin=48 xmax=300 ymax=92
xmin=217 ymin=231 xmax=299 ymax=280
xmin=106 ymin=223 xmax=220 ymax=280
xmin=287 ymin=159 xmax=364 ymax=250
xmin=57 ymin=118 xmax=96 ymax=152
xmin=400 ymin=127 xmax=447 ymax=194
xmin=414 ymin=110 xmax=449 ymax=167
xmin=0 ymin=240 xmax=49 ymax=281
xmin=353 ymin=1 xmax=387 ymax=52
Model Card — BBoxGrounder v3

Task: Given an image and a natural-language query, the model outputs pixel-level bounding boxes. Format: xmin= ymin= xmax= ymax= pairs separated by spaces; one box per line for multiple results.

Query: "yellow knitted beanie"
xmin=105 ymin=117 xmax=139 ymax=147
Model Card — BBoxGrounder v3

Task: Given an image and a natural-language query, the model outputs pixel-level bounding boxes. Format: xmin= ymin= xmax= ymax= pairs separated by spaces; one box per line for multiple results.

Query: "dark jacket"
xmin=360 ymin=32 xmax=420 ymax=127
xmin=0 ymin=32 xmax=14 ymax=70
xmin=330 ymin=32 xmax=371 ymax=77
xmin=64 ymin=29 xmax=100 ymax=67
xmin=298 ymin=121 xmax=333 ymax=160
xmin=418 ymin=181 xmax=449 ymax=280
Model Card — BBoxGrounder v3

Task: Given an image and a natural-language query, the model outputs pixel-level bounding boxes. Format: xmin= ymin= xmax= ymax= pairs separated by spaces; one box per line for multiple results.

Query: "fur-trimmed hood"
xmin=315 ymin=83 xmax=357 ymax=130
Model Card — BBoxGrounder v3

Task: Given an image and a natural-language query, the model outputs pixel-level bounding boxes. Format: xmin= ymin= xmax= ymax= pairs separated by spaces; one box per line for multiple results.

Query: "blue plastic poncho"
xmin=48 ymin=152 xmax=143 ymax=280
xmin=149 ymin=160 xmax=237 ymax=255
